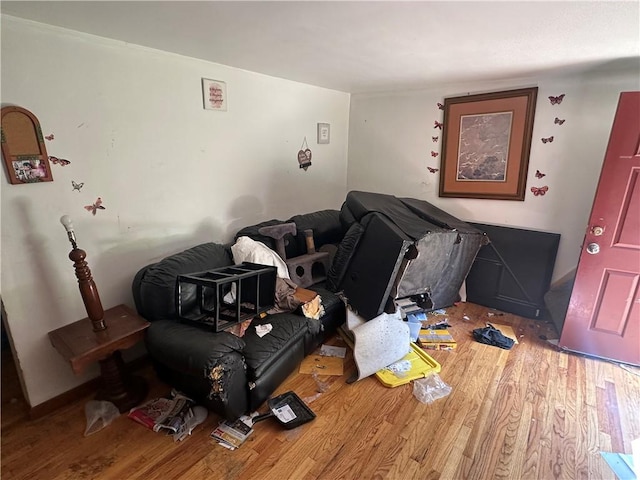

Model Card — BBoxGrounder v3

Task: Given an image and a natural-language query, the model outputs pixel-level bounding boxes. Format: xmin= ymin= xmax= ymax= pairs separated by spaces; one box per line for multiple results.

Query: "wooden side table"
xmin=48 ymin=304 xmax=150 ymax=412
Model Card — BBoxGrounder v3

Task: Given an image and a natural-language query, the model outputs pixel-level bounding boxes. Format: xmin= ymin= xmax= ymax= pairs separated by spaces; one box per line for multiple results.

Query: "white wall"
xmin=348 ymin=69 xmax=640 ymax=282
xmin=0 ymin=16 xmax=350 ymax=407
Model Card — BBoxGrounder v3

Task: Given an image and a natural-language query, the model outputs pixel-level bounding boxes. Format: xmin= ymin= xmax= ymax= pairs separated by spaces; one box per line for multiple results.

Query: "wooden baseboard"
xmin=28 ymin=355 xmax=151 ymax=420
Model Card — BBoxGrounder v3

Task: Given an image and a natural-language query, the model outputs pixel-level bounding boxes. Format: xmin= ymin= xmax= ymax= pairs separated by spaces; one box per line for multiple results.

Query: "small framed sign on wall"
xmin=317 ymin=123 xmax=330 ymax=144
xmin=202 ymin=78 xmax=227 ymax=111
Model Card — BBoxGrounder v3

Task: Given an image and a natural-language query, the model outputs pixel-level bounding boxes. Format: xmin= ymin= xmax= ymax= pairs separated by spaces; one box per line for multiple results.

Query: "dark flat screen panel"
xmin=465 ymin=223 xmax=560 ymax=319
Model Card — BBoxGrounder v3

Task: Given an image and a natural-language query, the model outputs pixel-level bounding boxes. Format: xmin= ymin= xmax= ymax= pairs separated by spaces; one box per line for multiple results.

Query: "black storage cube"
xmin=176 ymin=262 xmax=277 ymax=331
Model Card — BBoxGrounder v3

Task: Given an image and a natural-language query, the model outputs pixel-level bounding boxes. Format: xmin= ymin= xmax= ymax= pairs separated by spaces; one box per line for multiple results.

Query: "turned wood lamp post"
xmin=48 ymin=216 xmax=150 ymax=412
xmin=60 ymin=215 xmax=106 ymax=331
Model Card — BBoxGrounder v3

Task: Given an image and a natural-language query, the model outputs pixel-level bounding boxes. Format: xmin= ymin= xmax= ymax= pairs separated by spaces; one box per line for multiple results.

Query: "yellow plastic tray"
xmin=375 ymin=343 xmax=441 ymax=388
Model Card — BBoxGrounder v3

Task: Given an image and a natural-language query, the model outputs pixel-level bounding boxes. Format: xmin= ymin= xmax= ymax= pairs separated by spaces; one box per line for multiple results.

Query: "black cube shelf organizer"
xmin=176 ymin=262 xmax=277 ymax=332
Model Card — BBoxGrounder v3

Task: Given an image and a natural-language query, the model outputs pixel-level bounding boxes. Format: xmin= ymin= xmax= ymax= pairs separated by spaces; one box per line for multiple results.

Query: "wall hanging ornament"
xmin=297 ymin=137 xmax=312 ymax=171
xmin=49 ymin=155 xmax=71 ymax=166
xmin=1 ymin=106 xmax=54 ymax=184
xmin=84 ymin=197 xmax=106 ymax=215
xmin=71 ymin=180 xmax=84 ymax=192
xmin=548 ymin=94 xmax=565 ymax=105
xmin=554 ymin=117 xmax=565 ymax=125
xmin=531 ymin=185 xmax=549 ymax=196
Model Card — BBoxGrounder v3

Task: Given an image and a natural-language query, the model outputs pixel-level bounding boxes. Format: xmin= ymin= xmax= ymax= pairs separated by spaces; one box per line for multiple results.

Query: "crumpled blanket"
xmin=229 ymin=236 xmax=324 ymax=335
xmin=268 ymin=278 xmax=304 ymax=314
xmin=231 ymin=236 xmax=290 ymax=279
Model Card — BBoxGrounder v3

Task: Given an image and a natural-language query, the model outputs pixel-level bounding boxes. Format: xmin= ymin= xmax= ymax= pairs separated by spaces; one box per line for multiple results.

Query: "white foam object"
xmin=348 ymin=308 xmax=410 ymax=381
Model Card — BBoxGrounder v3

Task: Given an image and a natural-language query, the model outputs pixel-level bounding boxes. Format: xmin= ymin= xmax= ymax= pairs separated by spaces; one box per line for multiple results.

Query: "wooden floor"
xmin=2 ymin=302 xmax=639 ymax=479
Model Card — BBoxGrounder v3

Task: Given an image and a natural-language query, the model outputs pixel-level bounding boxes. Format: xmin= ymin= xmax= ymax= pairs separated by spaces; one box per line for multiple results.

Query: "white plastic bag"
xmin=84 ymin=400 xmax=120 ymax=436
xmin=412 ymin=373 xmax=452 ymax=404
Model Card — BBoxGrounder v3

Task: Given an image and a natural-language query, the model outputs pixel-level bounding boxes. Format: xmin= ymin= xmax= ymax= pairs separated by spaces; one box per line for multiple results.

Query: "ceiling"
xmin=2 ymin=1 xmax=639 ymax=93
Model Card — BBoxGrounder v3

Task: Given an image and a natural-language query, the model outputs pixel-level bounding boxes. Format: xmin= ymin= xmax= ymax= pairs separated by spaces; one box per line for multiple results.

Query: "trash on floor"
xmin=375 ymin=343 xmax=440 ymax=388
xmin=413 ymin=373 xmax=452 ymax=404
xmin=417 ymin=329 xmax=457 ymax=350
xmin=128 ymin=389 xmax=202 ymax=441
xmin=423 ymin=321 xmax=451 ymax=330
xmin=299 ymin=354 xmax=344 ymax=376
xmin=319 ymin=344 xmax=346 ymax=358
xmin=211 ymin=415 xmax=254 ymax=450
xmin=84 ymin=400 xmax=120 ymax=436
xmin=489 ymin=323 xmax=519 ymax=344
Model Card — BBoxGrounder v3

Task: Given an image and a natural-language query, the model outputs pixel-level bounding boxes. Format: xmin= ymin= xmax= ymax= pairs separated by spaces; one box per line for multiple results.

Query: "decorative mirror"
xmin=1 ymin=106 xmax=53 ymax=184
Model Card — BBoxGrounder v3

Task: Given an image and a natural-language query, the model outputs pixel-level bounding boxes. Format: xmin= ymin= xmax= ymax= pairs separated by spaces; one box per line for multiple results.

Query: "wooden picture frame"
xmin=1 ymin=106 xmax=53 ymax=184
xmin=439 ymin=87 xmax=538 ymax=201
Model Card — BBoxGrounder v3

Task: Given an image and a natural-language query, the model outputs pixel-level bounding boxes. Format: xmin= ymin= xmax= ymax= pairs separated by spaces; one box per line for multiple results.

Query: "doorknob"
xmin=586 ymin=243 xmax=600 ymax=254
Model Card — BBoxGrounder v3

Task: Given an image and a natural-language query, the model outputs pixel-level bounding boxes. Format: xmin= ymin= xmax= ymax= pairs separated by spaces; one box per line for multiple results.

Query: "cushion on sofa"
xmin=326 ymin=222 xmax=365 ymax=292
xmin=243 ymin=313 xmax=311 ymax=380
xmin=145 ymin=319 xmax=245 ymax=376
xmin=288 ymin=209 xmax=344 ymax=254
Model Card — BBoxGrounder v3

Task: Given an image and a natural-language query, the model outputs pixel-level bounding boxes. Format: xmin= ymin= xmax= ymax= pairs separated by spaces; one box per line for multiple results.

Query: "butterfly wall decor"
xmin=541 ymin=136 xmax=554 ymax=144
xmin=84 ymin=197 xmax=105 ymax=215
xmin=554 ymin=117 xmax=565 ymax=125
xmin=548 ymin=94 xmax=565 ymax=105
xmin=535 ymin=170 xmax=546 ymax=179
xmin=431 ymin=151 xmax=438 ymax=157
xmin=434 ymin=121 xmax=443 ymax=130
xmin=49 ymin=155 xmax=71 ymax=166
xmin=45 ymin=134 xmax=54 ymax=141
xmin=427 ymin=167 xmax=439 ymax=173
xmin=437 ymin=102 xmax=444 ymax=110
xmin=71 ymin=180 xmax=84 ymax=192
xmin=531 ymin=186 xmax=549 ymax=196
xmin=432 ymin=136 xmax=439 ymax=142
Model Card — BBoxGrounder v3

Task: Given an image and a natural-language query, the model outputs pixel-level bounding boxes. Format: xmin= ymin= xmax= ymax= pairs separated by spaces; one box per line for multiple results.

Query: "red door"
xmin=559 ymin=92 xmax=640 ymax=366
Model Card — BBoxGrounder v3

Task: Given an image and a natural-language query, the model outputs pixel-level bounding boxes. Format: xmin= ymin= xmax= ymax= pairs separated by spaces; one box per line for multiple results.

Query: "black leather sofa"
xmin=132 ymin=210 xmax=347 ymax=420
xmin=132 ymin=193 xmax=485 ymax=421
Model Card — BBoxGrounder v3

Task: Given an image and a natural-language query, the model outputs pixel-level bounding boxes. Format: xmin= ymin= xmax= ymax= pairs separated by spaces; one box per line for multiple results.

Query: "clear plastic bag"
xmin=412 ymin=373 xmax=452 ymax=404
xmin=84 ymin=400 xmax=120 ymax=436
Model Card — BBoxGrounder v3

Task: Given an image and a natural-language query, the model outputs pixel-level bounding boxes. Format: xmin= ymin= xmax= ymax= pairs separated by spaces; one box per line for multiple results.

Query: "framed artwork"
xmin=1 ymin=106 xmax=54 ymax=184
xmin=439 ymin=87 xmax=538 ymax=200
xmin=317 ymin=123 xmax=330 ymax=144
xmin=202 ymin=78 xmax=227 ymax=111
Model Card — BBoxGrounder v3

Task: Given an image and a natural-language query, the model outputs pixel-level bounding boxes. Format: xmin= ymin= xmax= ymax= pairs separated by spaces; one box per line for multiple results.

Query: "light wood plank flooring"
xmin=2 ymin=302 xmax=639 ymax=479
